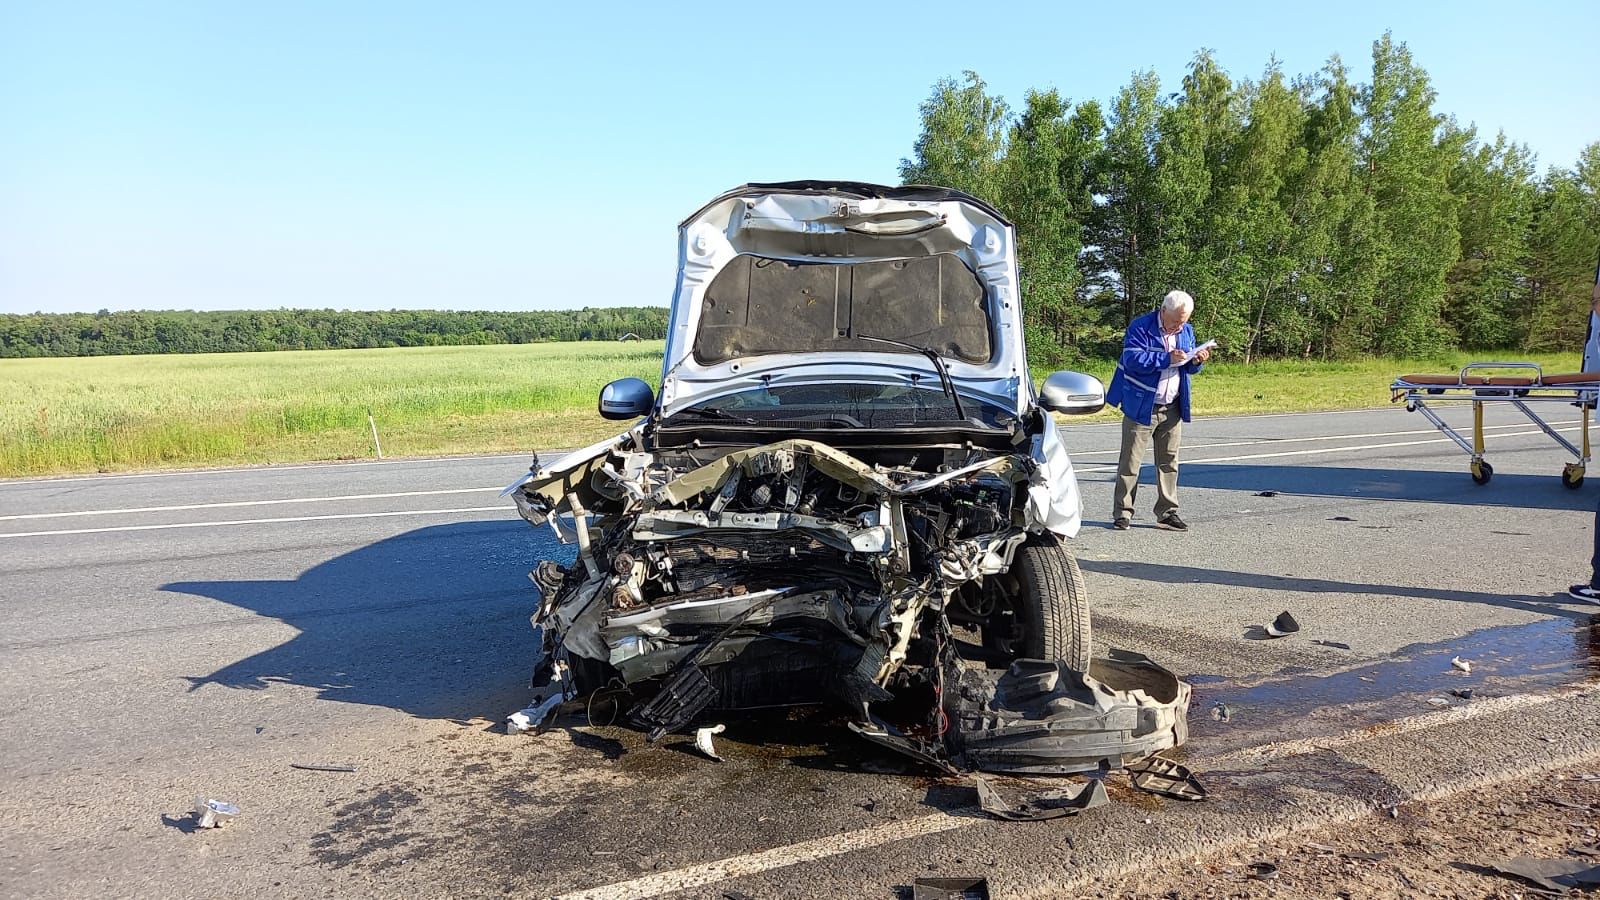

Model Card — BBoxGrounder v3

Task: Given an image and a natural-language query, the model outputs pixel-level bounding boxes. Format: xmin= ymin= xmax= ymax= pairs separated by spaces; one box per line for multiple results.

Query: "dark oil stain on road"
xmin=1188 ymin=614 xmax=1598 ymax=753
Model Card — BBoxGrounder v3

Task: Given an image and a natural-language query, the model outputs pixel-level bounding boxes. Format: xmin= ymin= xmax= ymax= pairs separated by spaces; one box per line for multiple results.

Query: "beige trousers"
xmin=1112 ymin=405 xmax=1182 ymax=521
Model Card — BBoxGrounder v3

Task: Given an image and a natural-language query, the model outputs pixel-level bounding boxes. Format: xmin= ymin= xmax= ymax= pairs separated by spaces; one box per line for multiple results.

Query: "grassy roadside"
xmin=0 ymin=343 xmax=1583 ymax=478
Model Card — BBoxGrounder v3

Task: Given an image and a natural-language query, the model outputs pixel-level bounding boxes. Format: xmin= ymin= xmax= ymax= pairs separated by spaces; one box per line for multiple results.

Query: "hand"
xmin=1195 ymin=346 xmax=1212 ymax=363
xmin=1169 ymin=349 xmax=1188 ymax=366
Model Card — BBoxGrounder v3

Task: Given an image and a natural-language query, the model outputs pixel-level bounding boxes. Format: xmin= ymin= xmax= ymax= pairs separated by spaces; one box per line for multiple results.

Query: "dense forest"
xmin=0 ymin=307 xmax=669 ymax=358
xmin=901 ymin=33 xmax=1600 ymax=364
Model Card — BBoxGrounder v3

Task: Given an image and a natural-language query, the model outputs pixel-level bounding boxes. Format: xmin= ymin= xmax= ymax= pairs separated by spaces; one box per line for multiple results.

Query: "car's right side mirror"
xmin=598 ymin=377 xmax=655 ymax=420
xmin=1038 ymin=371 xmax=1106 ymax=416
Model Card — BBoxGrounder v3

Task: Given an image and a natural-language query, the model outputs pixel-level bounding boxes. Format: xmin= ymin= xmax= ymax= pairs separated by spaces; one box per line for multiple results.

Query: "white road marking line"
xmin=0 ymin=506 xmax=510 ymax=538
xmin=0 ymin=487 xmax=503 ymax=521
xmin=552 ymin=684 xmax=1594 ymax=900
xmin=1076 ymin=427 xmax=1553 ymax=473
xmin=550 ymin=810 xmax=976 ymax=900
xmin=1068 ymin=418 xmax=1581 ymax=457
xmin=0 ymin=452 xmax=542 ymax=488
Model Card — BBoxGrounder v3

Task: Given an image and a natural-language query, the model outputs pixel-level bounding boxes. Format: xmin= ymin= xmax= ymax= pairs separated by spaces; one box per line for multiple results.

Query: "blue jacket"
xmin=1105 ymin=310 xmax=1204 ymax=425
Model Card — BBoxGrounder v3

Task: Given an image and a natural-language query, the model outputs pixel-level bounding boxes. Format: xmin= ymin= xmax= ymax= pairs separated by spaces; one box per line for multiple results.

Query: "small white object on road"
xmin=1451 ymin=656 xmax=1472 ymax=674
xmin=694 ymin=724 xmax=727 ymax=761
xmin=194 ymin=797 xmax=239 ymax=829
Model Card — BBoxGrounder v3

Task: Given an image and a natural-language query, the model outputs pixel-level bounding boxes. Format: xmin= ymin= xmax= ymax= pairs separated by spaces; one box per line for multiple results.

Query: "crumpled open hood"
xmin=659 ymin=182 xmax=1031 ymax=419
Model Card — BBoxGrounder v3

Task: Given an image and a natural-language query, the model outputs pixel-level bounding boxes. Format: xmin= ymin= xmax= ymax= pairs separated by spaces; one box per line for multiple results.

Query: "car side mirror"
xmin=598 ymin=377 xmax=655 ymax=420
xmin=1039 ymin=371 xmax=1106 ymax=416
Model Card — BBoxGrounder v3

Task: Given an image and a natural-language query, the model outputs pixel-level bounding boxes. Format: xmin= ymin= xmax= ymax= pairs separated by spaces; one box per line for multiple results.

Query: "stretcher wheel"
xmin=1471 ymin=461 xmax=1493 ymax=485
xmin=1563 ymin=464 xmax=1585 ymax=490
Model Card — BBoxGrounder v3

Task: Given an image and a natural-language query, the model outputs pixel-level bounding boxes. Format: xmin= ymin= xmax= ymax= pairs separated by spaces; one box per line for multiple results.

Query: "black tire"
xmin=1471 ymin=461 xmax=1493 ymax=485
xmin=1563 ymin=466 xmax=1585 ymax=490
xmin=1007 ymin=532 xmax=1093 ymax=670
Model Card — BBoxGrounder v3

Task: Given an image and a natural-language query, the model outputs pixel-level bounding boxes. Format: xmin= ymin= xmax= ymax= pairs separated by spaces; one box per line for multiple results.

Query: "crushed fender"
xmin=505 ymin=435 xmax=1191 ymax=775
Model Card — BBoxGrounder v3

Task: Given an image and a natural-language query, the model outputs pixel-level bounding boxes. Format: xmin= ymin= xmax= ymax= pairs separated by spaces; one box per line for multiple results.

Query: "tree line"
xmin=0 ymin=307 xmax=668 ymax=358
xmin=901 ymin=33 xmax=1600 ymax=364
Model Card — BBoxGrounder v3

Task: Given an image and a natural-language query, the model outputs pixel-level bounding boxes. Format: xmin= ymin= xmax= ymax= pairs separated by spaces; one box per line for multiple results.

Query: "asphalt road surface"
xmin=3 ymin=404 xmax=1598 ymax=898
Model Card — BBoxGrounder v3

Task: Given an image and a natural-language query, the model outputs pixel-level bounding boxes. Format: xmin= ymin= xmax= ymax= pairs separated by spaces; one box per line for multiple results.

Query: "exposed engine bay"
xmin=505 ymin=431 xmax=1189 ymax=774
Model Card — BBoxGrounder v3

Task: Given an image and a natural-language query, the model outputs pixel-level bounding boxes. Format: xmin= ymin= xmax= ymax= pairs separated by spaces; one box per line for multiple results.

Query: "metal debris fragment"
xmin=1450 ymin=655 xmax=1472 ymax=674
xmin=1265 ymin=611 xmax=1300 ymax=638
xmin=972 ymin=774 xmax=1108 ymax=821
xmin=1254 ymin=491 xmax=1279 ymax=497
xmin=1312 ymin=639 xmax=1352 ymax=650
xmin=693 ymin=724 xmax=727 ymax=761
xmin=194 ymin=797 xmax=239 ymax=829
xmin=1127 ymin=756 xmax=1207 ymax=801
xmin=290 ymin=762 xmax=357 ymax=773
xmin=1425 ymin=697 xmax=1451 ymax=708
xmin=1210 ymin=701 xmax=1231 ymax=723
xmin=1450 ymin=688 xmax=1474 ymax=701
xmin=1248 ymin=861 xmax=1279 ymax=881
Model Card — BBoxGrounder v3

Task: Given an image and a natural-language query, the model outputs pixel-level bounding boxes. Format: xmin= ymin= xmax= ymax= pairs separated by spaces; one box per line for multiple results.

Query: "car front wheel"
xmin=984 ymin=532 xmax=1092 ymax=670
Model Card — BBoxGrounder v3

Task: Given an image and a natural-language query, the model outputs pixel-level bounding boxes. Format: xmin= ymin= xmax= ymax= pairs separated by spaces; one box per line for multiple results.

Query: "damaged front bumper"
xmin=504 ymin=434 xmax=1190 ymax=775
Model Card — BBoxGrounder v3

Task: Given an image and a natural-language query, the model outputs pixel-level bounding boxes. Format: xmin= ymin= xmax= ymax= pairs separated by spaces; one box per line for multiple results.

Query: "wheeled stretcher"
xmin=1389 ymin=363 xmax=1597 ymax=487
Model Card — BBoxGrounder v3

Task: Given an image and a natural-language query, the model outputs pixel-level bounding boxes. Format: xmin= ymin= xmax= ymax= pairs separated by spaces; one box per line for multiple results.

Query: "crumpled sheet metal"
xmin=1487 ymin=856 xmax=1600 ymax=892
xmin=949 ymin=650 xmax=1191 ymax=775
xmin=655 ymin=439 xmax=1027 ymax=507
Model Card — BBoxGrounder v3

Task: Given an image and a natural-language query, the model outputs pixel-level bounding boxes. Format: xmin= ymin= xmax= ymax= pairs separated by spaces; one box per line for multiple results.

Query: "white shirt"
xmin=1155 ymin=330 xmax=1181 ymax=404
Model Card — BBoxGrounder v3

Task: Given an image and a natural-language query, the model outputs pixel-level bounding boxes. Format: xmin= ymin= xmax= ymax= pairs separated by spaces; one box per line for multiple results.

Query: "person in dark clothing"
xmin=1571 ymin=276 xmax=1600 ymax=604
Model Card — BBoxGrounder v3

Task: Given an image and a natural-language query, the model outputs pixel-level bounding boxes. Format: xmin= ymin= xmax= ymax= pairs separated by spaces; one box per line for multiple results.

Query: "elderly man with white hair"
xmin=1105 ymin=289 xmax=1212 ymax=531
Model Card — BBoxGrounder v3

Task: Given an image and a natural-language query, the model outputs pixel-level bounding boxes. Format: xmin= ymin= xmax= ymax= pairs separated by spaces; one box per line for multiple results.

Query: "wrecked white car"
xmin=506 ymin=182 xmax=1188 ymax=773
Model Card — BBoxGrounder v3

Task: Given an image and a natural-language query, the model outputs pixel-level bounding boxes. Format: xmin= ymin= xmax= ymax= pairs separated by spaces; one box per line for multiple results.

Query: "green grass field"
xmin=0 ymin=342 xmax=1584 ymax=477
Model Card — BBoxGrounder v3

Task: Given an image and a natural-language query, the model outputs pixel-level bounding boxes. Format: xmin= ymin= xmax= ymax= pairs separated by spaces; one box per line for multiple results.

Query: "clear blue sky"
xmin=2 ymin=1 xmax=1596 ymax=314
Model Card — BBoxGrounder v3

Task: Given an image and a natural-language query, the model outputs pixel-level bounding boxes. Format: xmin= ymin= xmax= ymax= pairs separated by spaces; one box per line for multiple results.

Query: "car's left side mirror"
xmin=598 ymin=377 xmax=655 ymax=420
xmin=1038 ymin=370 xmax=1106 ymax=416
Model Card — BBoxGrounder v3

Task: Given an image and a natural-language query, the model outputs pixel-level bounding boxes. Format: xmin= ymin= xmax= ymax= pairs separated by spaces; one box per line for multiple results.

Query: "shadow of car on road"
xmin=163 ymin=519 xmax=571 ymax=721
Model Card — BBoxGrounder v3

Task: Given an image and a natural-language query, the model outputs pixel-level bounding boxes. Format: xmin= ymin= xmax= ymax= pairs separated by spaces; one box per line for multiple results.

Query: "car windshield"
xmin=667 ymin=384 xmax=1014 ymax=430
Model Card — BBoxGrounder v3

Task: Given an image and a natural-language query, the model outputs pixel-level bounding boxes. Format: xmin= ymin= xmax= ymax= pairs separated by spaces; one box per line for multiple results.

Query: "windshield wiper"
xmin=677 ymin=406 xmax=758 ymax=425
xmin=856 ymin=334 xmax=966 ymax=421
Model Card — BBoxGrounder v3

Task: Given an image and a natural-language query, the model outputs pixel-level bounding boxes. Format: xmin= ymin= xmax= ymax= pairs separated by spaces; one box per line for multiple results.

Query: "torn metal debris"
xmin=501 ymin=181 xmax=1192 ymax=777
xmin=194 ymin=797 xmax=239 ymax=829
xmin=912 ymin=876 xmax=992 ymax=900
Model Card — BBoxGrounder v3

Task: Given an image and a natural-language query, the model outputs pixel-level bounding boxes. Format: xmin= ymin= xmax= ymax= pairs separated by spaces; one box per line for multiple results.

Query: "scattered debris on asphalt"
xmin=1127 ymin=756 xmax=1207 ymax=801
xmin=972 ymin=774 xmax=1108 ymax=821
xmin=193 ymin=797 xmax=239 ymax=829
xmin=1450 ymin=688 xmax=1475 ymax=700
xmin=1254 ymin=491 xmax=1279 ymax=498
xmin=1483 ymin=856 xmax=1600 ymax=892
xmin=1312 ymin=639 xmax=1351 ymax=650
xmin=911 ymin=875 xmax=991 ymax=900
xmin=1303 ymin=842 xmax=1339 ymax=854
xmin=1210 ymin=701 xmax=1231 ymax=723
xmin=1425 ymin=697 xmax=1451 ymax=708
xmin=693 ymin=723 xmax=726 ymax=761
xmin=507 ymin=690 xmax=564 ymax=734
xmin=1451 ymin=655 xmax=1472 ymax=674
xmin=1328 ymin=515 xmax=1356 ymax=522
xmin=1342 ymin=851 xmax=1388 ymax=862
xmin=1265 ymin=611 xmax=1300 ymax=637
xmin=290 ymin=762 xmax=357 ymax=773
xmin=721 ymin=890 xmax=758 ymax=900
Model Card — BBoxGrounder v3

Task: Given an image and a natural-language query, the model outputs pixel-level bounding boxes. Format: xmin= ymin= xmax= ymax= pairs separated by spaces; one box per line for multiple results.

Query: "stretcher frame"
xmin=1389 ymin=362 xmax=1596 ymax=488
